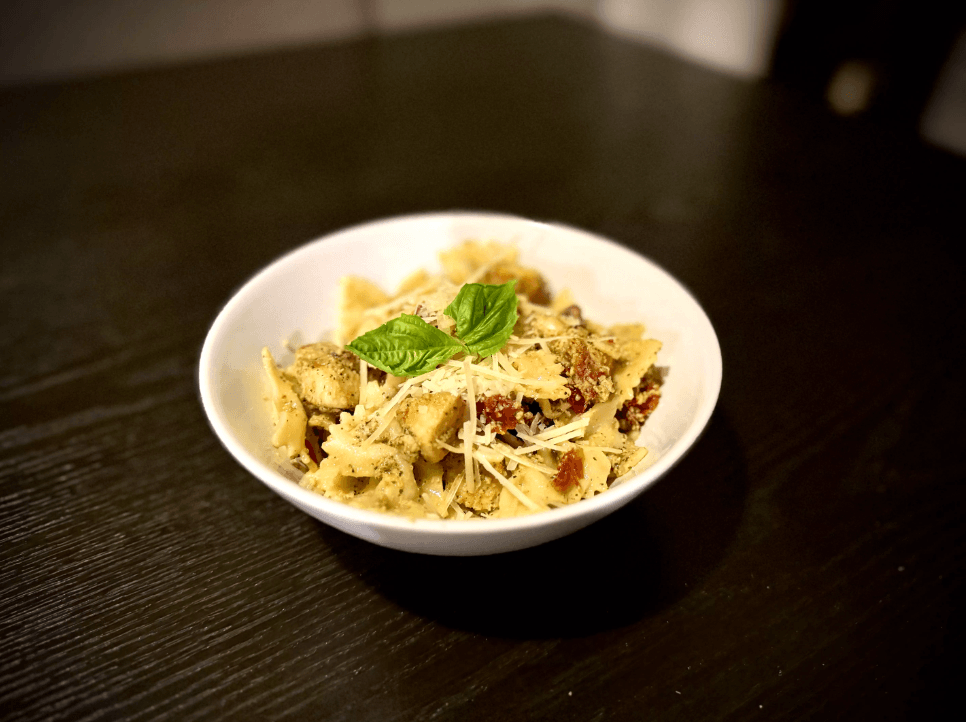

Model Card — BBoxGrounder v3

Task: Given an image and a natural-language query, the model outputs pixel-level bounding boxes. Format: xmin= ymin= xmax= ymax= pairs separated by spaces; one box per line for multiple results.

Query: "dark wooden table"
xmin=3 ymin=15 xmax=965 ymax=721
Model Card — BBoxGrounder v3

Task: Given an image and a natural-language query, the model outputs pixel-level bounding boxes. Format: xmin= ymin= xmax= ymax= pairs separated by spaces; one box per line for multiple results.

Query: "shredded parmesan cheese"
xmin=463 ymin=358 xmax=478 ymax=492
xmin=513 ymin=427 xmax=589 ymax=453
xmin=362 ymin=408 xmax=396 ymax=447
xmin=444 ymin=359 xmax=559 ymax=388
xmin=532 ymin=416 xmax=590 ymax=440
xmin=441 ymin=467 xmax=465 ymax=514
xmin=475 ymin=452 xmax=543 ymax=511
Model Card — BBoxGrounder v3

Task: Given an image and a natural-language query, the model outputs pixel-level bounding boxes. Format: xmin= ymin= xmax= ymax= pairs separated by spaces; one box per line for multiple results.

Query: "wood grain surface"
xmin=2 ymin=15 xmax=965 ymax=722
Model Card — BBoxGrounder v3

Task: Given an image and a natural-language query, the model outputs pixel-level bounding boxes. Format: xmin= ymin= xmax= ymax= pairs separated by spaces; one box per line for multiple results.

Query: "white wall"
xmin=0 ymin=0 xmax=366 ymax=86
xmin=598 ymin=0 xmax=783 ymax=79
xmin=0 ymin=0 xmax=784 ymax=87
xmin=920 ymin=28 xmax=966 ymax=157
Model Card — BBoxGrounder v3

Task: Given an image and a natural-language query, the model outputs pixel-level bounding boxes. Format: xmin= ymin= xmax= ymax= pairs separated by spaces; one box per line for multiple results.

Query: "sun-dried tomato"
xmin=475 ymin=394 xmax=523 ymax=433
xmin=563 ymin=343 xmax=611 ymax=412
xmin=552 ymin=449 xmax=584 ymax=492
xmin=566 ymin=386 xmax=588 ymax=414
xmin=571 ymin=346 xmax=608 ymax=384
xmin=617 ymin=381 xmax=661 ymax=431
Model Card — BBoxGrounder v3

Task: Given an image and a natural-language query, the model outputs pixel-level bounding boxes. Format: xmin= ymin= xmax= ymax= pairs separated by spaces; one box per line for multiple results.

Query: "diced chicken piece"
xmin=398 ymin=392 xmax=467 ymax=463
xmin=455 ymin=471 xmax=502 ymax=513
xmin=291 ymin=342 xmax=360 ymax=410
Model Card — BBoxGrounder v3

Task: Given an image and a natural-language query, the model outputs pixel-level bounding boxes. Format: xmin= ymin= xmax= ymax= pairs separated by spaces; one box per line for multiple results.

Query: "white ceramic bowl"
xmin=199 ymin=212 xmax=721 ymax=555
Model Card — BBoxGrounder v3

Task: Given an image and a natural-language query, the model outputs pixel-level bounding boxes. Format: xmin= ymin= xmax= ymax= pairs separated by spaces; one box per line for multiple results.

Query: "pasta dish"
xmin=261 ymin=241 xmax=664 ymax=519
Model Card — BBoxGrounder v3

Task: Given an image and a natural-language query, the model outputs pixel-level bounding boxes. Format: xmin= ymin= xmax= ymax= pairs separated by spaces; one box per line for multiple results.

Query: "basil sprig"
xmin=344 ymin=314 xmax=465 ymax=377
xmin=347 ymin=280 xmax=518 ymax=376
xmin=443 ymin=281 xmax=519 ymax=357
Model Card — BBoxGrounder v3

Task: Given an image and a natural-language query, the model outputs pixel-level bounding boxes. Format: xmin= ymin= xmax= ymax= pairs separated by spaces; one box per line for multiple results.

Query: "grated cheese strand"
xmin=372 ymin=372 xmax=426 ymax=418
xmin=491 ymin=442 xmax=557 ymax=475
xmin=463 ymin=358 xmax=478 ymax=493
xmin=444 ymin=359 xmax=559 ymax=388
xmin=474 ymin=453 xmax=543 ymax=511
xmin=438 ymin=439 xmax=463 ymax=455
xmin=495 ymin=351 xmax=521 ymax=378
xmin=441 ymin=468 xmax=465 ymax=516
xmin=362 ymin=376 xmax=422 ymax=446
xmin=533 ymin=415 xmax=590 ymax=441
xmin=362 ymin=408 xmax=397 ymax=447
xmin=462 ymin=419 xmax=475 ymax=495
xmin=513 ymin=427 xmax=589 ymax=453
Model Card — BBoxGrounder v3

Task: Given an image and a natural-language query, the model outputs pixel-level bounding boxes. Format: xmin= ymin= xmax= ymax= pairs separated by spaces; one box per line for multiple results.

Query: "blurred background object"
xmin=919 ymin=28 xmax=966 ymax=157
xmin=0 ymin=0 xmax=781 ymax=83
xmin=597 ymin=0 xmax=783 ymax=77
xmin=770 ymin=0 xmax=966 ymax=152
xmin=0 ymin=0 xmax=369 ymax=86
xmin=2 ymin=0 xmax=964 ymax=154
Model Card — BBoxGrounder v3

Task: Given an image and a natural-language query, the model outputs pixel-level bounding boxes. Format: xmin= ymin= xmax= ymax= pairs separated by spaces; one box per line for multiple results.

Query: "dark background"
xmin=773 ymin=0 xmax=966 ymax=132
xmin=2 ymin=11 xmax=965 ymax=721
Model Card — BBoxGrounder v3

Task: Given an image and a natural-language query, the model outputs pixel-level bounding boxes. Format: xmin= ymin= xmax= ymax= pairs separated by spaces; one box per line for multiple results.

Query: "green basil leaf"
xmin=443 ymin=280 xmax=518 ymax=357
xmin=346 ymin=314 xmax=466 ymax=376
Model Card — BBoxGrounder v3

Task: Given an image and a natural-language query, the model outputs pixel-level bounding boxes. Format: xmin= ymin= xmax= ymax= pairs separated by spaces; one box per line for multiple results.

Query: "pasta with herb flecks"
xmin=261 ymin=241 xmax=664 ymax=519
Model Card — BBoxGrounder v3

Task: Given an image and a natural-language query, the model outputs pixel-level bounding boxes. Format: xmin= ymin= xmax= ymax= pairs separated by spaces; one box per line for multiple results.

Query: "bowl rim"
xmin=198 ymin=211 xmax=722 ymax=536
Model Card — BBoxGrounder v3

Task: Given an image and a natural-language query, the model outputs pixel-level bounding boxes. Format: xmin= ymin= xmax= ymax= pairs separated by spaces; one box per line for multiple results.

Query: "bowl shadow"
xmin=320 ymin=408 xmax=746 ymax=638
